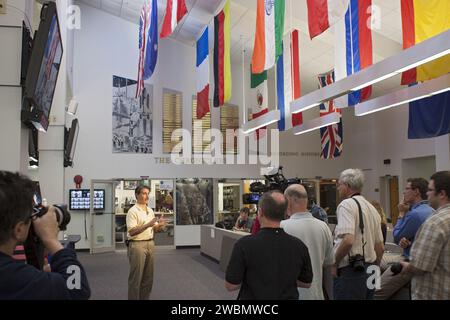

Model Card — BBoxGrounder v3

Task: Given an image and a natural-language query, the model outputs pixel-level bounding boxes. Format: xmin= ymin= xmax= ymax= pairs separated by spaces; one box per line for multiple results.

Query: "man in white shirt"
xmin=333 ymin=169 xmax=384 ymax=300
xmin=281 ymin=184 xmax=335 ymax=300
xmin=126 ymin=185 xmax=166 ymax=300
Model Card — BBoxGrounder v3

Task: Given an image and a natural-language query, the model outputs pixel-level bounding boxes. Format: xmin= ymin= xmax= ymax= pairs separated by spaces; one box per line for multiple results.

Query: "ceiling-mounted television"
xmin=64 ymin=118 xmax=79 ymax=167
xmin=21 ymin=1 xmax=63 ymax=132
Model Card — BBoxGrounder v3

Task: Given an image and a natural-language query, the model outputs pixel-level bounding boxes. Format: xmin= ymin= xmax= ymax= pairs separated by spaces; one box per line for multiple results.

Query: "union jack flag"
xmin=318 ymin=70 xmax=343 ymax=159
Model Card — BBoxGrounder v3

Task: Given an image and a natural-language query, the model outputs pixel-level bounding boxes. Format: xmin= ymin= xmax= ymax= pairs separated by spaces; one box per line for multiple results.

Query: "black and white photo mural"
xmin=176 ymin=179 xmax=213 ymax=225
xmin=112 ymin=75 xmax=153 ymax=153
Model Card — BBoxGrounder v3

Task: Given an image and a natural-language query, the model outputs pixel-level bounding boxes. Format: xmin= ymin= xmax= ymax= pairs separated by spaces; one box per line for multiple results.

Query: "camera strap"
xmin=351 ymin=197 xmax=366 ymax=261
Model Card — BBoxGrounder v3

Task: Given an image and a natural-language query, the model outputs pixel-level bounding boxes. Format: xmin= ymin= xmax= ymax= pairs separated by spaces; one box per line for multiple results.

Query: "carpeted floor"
xmin=77 ymin=247 xmax=238 ymax=300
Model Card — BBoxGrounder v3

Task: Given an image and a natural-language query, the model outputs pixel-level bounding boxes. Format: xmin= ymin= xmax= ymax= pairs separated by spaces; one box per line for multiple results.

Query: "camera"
xmin=32 ymin=204 xmax=71 ymax=231
xmin=349 ymin=254 xmax=366 ymax=272
xmin=25 ymin=204 xmax=71 ymax=270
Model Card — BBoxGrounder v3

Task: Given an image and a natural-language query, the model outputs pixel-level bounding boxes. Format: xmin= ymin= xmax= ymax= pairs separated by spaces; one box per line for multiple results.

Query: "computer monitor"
xmin=69 ymin=189 xmax=105 ymax=210
xmin=22 ymin=2 xmax=63 ymax=132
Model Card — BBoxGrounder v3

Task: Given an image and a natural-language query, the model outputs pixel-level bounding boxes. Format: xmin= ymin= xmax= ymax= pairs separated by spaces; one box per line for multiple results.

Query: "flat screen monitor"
xmin=69 ymin=189 xmax=105 ymax=210
xmin=64 ymin=119 xmax=79 ymax=167
xmin=32 ymin=181 xmax=42 ymax=206
xmin=22 ymin=2 xmax=63 ymax=132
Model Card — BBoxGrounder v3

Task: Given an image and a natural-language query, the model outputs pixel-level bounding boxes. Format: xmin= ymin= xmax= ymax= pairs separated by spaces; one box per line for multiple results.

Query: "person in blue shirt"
xmin=309 ymin=201 xmax=328 ymax=223
xmin=0 ymin=171 xmax=90 ymax=300
xmin=393 ymin=178 xmax=434 ymax=258
xmin=375 ymin=177 xmax=433 ymax=300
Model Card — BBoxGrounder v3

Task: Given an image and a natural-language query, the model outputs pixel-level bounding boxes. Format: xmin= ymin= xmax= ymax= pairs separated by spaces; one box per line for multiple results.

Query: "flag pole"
xmin=241 ymin=35 xmax=246 ymax=125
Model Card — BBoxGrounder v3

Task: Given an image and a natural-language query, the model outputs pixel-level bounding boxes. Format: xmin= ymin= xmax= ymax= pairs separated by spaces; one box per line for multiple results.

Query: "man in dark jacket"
xmin=0 ymin=171 xmax=90 ymax=300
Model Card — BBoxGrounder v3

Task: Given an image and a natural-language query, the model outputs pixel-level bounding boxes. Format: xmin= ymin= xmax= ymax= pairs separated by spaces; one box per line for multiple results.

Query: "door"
xmin=389 ymin=176 xmax=400 ymax=227
xmin=90 ymin=180 xmax=117 ymax=254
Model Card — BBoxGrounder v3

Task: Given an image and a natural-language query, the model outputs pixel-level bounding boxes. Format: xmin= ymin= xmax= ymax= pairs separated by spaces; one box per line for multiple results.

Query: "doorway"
xmin=379 ymin=176 xmax=399 ymax=225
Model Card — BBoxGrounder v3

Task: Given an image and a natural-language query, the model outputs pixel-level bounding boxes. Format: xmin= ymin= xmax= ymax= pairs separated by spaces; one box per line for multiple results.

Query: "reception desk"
xmin=200 ymin=225 xmax=250 ymax=272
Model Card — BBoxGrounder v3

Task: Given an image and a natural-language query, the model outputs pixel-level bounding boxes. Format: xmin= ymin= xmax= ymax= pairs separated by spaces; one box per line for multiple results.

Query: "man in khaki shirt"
xmin=126 ymin=185 xmax=166 ymax=300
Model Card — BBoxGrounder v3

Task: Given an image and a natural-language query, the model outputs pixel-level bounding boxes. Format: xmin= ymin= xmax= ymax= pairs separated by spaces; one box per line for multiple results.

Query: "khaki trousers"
xmin=127 ymin=240 xmax=155 ymax=300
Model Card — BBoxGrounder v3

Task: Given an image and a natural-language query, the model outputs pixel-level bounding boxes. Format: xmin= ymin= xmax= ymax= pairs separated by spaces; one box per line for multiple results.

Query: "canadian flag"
xmin=160 ymin=0 xmax=188 ymax=39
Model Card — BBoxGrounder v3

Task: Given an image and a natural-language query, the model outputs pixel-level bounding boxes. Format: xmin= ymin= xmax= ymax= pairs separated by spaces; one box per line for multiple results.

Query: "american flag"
xmin=318 ymin=70 xmax=343 ymax=159
xmin=136 ymin=2 xmax=149 ymax=98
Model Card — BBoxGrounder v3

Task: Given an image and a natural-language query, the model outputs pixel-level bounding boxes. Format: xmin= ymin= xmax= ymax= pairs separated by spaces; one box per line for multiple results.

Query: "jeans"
xmin=334 ymin=264 xmax=375 ymax=300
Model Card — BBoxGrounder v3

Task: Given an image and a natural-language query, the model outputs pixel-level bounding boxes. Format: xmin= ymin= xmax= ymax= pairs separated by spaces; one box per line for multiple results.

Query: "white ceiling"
xmin=77 ymin=0 xmax=404 ymax=94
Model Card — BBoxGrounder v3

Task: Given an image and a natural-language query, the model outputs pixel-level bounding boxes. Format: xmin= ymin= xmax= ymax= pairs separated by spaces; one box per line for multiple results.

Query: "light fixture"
xmin=242 ymin=110 xmax=280 ymax=134
xmin=290 ymin=29 xmax=450 ymax=114
xmin=292 ymin=112 xmax=341 ymax=136
xmin=66 ymin=98 xmax=78 ymax=115
xmin=355 ymin=73 xmax=450 ymax=117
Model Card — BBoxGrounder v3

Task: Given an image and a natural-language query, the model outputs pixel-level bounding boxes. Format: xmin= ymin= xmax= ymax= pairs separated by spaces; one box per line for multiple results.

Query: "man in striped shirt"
xmin=400 ymin=171 xmax=450 ymax=299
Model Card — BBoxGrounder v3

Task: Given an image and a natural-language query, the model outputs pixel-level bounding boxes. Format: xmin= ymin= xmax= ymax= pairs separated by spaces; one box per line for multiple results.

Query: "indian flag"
xmin=401 ymin=0 xmax=450 ymax=85
xmin=251 ymin=0 xmax=285 ymax=74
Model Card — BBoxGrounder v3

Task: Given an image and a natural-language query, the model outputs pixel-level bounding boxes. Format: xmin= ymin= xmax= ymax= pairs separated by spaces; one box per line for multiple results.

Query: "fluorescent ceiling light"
xmin=355 ymin=73 xmax=450 ymax=117
xmin=242 ymin=110 xmax=280 ymax=134
xmin=290 ymin=29 xmax=450 ymax=114
xmin=293 ymin=112 xmax=341 ymax=136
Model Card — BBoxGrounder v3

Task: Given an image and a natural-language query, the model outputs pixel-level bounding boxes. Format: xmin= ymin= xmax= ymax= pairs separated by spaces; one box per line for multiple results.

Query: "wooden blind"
xmin=220 ymin=104 xmax=239 ymax=155
xmin=192 ymin=97 xmax=211 ymax=154
xmin=163 ymin=89 xmax=183 ymax=153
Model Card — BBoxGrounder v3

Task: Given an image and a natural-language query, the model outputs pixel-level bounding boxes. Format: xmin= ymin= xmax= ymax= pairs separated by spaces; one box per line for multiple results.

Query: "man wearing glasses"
xmin=375 ymin=178 xmax=434 ymax=299
xmin=400 ymin=171 xmax=450 ymax=299
xmin=0 ymin=171 xmax=90 ymax=299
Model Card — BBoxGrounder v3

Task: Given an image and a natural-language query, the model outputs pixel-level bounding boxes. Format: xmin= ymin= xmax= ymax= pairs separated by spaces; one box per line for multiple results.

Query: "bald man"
xmin=281 ymin=184 xmax=335 ymax=300
xmin=225 ymin=191 xmax=313 ymax=300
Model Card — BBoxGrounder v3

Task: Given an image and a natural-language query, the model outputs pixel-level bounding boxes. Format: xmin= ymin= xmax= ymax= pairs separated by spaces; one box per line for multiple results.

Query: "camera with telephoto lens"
xmin=32 ymin=204 xmax=71 ymax=230
xmin=349 ymin=254 xmax=366 ymax=272
xmin=24 ymin=204 xmax=71 ymax=270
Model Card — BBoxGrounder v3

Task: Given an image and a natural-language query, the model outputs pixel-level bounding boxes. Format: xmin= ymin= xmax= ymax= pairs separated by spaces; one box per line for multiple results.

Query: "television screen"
xmin=64 ymin=119 xmax=79 ymax=167
xmin=32 ymin=181 xmax=42 ymax=206
xmin=69 ymin=189 xmax=105 ymax=210
xmin=22 ymin=2 xmax=63 ymax=132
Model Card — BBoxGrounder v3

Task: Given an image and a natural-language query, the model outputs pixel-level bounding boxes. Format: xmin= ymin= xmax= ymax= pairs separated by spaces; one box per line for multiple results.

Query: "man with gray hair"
xmin=333 ymin=169 xmax=384 ymax=300
xmin=281 ymin=184 xmax=335 ymax=300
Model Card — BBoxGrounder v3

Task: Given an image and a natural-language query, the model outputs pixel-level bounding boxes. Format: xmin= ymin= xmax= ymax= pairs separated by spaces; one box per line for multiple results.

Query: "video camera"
xmin=24 ymin=204 xmax=71 ymax=270
xmin=243 ymin=167 xmax=302 ymax=204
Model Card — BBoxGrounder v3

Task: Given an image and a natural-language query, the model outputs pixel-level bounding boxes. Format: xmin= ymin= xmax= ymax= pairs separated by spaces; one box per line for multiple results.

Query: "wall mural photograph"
xmin=176 ymin=178 xmax=213 ymax=225
xmin=112 ymin=75 xmax=153 ymax=154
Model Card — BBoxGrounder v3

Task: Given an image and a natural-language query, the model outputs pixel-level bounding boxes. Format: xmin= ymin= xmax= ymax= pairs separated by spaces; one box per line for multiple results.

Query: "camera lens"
xmin=53 ymin=204 xmax=71 ymax=231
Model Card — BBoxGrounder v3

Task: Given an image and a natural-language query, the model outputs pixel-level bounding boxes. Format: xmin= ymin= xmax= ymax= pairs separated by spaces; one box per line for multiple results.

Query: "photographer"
xmin=0 ymin=171 xmax=90 ymax=300
xmin=333 ymin=169 xmax=384 ymax=300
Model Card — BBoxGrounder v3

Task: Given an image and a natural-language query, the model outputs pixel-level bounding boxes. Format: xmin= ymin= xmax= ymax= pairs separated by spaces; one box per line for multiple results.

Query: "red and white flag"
xmin=160 ymin=0 xmax=188 ymax=39
xmin=307 ymin=0 xmax=349 ymax=39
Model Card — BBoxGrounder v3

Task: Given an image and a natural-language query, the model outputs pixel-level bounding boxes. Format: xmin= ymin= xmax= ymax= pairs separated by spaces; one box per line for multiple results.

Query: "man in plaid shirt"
xmin=401 ymin=171 xmax=450 ymax=299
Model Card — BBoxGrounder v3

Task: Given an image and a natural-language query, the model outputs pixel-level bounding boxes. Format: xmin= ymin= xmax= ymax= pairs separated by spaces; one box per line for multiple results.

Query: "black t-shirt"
xmin=226 ymin=228 xmax=313 ymax=300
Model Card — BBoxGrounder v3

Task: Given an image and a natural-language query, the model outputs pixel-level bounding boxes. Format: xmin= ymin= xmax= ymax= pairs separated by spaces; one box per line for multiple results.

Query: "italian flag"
xmin=251 ymin=0 xmax=285 ymax=74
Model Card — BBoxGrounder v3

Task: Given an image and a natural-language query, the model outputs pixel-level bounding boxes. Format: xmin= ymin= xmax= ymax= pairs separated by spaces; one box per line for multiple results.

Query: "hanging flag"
xmin=401 ymin=0 xmax=450 ymax=85
xmin=136 ymin=0 xmax=158 ymax=98
xmin=251 ymin=0 xmax=285 ymax=74
xmin=160 ymin=0 xmax=188 ymax=39
xmin=318 ymin=70 xmax=343 ymax=159
xmin=196 ymin=27 xmax=210 ymax=120
xmin=277 ymin=30 xmax=303 ymax=131
xmin=307 ymin=0 xmax=350 ymax=39
xmin=408 ymin=90 xmax=450 ymax=139
xmin=213 ymin=0 xmax=231 ymax=108
xmin=250 ymin=67 xmax=268 ymax=140
xmin=334 ymin=0 xmax=373 ymax=108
